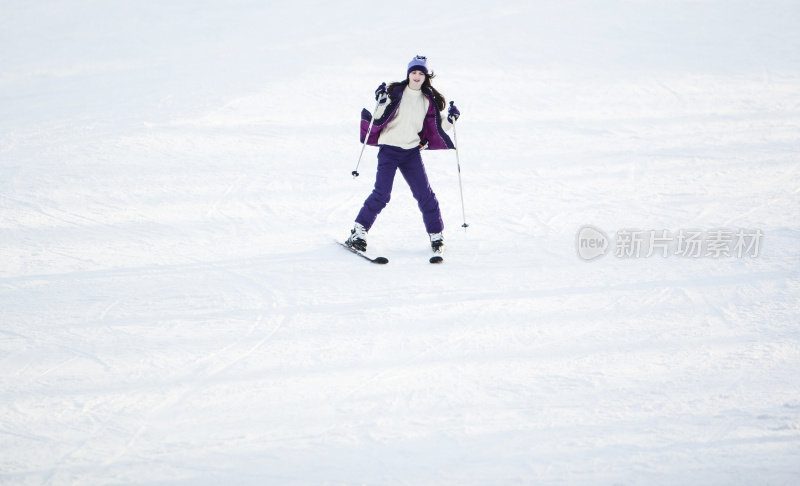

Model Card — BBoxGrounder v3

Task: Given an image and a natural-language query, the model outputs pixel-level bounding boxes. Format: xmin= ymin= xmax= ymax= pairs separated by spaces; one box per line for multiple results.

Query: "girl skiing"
xmin=346 ymin=55 xmax=461 ymax=260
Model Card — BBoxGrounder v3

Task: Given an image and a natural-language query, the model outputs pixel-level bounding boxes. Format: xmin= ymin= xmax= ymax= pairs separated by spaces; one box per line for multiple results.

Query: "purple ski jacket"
xmin=360 ymin=84 xmax=455 ymax=150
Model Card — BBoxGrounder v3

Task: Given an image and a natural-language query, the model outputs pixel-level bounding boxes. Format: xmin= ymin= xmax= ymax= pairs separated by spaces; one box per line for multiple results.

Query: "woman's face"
xmin=408 ymin=70 xmax=425 ymax=90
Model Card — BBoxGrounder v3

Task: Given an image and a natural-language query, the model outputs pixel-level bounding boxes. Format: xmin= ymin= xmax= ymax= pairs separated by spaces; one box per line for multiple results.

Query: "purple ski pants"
xmin=355 ymin=145 xmax=444 ymax=234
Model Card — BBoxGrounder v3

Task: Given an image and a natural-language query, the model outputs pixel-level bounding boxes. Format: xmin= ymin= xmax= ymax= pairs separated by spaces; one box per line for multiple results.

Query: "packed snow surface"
xmin=1 ymin=1 xmax=799 ymax=484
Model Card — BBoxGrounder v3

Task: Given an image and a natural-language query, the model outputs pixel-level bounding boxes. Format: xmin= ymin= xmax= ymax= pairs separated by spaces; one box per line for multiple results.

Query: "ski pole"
xmin=352 ymin=96 xmax=382 ymax=178
xmin=450 ymin=101 xmax=469 ymax=229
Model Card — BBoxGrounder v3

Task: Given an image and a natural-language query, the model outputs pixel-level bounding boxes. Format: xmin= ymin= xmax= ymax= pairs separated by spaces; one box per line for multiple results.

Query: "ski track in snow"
xmin=2 ymin=0 xmax=800 ymax=485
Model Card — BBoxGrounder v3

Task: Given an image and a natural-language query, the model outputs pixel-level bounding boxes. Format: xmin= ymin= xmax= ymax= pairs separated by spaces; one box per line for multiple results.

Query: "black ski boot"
xmin=429 ymin=232 xmax=444 ymax=263
xmin=346 ymin=223 xmax=368 ymax=252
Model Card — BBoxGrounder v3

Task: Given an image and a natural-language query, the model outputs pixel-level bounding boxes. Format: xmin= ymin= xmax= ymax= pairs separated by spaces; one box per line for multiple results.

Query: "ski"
xmin=338 ymin=241 xmax=389 ymax=264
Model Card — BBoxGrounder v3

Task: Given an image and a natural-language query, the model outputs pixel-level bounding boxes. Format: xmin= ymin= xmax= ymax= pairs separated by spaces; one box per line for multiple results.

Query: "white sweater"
xmin=375 ymin=86 xmax=430 ymax=149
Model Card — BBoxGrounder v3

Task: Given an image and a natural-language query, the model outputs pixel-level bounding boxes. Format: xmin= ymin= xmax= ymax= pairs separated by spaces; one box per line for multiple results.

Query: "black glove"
xmin=447 ymin=102 xmax=460 ymax=123
xmin=375 ymin=82 xmax=388 ymax=103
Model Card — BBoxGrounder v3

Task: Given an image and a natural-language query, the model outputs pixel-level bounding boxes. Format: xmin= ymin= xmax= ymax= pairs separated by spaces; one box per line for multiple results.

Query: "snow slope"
xmin=1 ymin=1 xmax=799 ymax=484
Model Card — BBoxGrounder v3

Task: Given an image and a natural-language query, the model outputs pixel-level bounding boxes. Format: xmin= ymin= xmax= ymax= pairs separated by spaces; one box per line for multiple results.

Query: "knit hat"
xmin=407 ymin=55 xmax=429 ymax=76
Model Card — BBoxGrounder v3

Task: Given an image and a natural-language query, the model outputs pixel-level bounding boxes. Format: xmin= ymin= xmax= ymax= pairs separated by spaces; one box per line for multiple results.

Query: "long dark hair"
xmin=387 ymin=72 xmax=446 ymax=112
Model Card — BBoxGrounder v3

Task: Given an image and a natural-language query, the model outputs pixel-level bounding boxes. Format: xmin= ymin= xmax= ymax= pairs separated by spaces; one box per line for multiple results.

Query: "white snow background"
xmin=1 ymin=0 xmax=799 ymax=484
